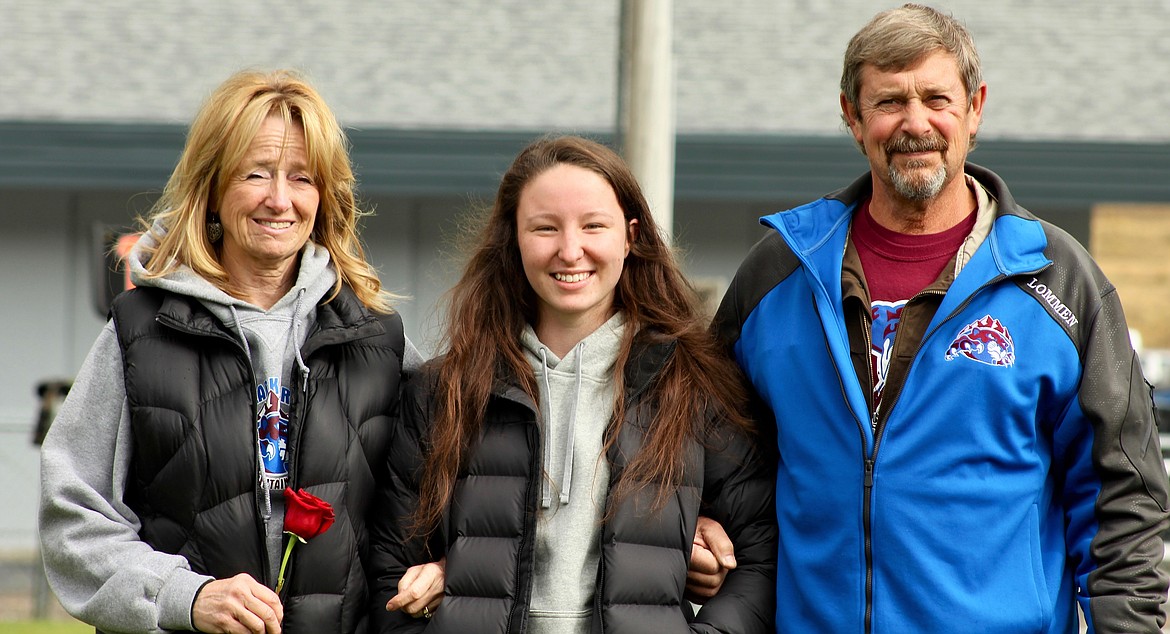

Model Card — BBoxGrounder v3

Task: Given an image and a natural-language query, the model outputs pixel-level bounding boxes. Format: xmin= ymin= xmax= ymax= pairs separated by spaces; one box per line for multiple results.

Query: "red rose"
xmin=276 ymin=487 xmax=335 ymax=593
xmin=283 ymin=487 xmax=335 ymax=542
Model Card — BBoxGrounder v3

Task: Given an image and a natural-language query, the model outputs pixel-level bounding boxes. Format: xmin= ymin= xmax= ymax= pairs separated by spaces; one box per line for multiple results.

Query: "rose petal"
xmin=283 ymin=487 xmax=336 ymax=540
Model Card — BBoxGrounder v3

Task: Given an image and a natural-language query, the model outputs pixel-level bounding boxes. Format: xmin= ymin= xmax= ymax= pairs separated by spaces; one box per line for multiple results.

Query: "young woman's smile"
xmin=516 ymin=163 xmax=635 ymax=339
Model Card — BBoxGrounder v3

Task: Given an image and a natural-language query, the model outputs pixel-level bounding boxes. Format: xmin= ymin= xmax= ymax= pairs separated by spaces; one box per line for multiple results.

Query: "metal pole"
xmin=618 ymin=0 xmax=676 ymax=242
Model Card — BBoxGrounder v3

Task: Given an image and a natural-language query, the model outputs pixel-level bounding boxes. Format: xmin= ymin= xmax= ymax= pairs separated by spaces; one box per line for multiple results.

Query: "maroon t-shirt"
xmin=853 ymin=199 xmax=976 ymax=303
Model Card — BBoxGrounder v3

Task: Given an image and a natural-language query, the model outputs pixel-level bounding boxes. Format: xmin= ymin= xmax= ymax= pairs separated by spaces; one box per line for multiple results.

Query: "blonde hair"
xmin=137 ymin=69 xmax=393 ymax=312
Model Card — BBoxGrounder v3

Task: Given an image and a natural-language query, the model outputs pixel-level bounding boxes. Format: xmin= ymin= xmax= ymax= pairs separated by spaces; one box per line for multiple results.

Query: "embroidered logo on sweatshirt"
xmin=944 ymin=315 xmax=1015 ymax=367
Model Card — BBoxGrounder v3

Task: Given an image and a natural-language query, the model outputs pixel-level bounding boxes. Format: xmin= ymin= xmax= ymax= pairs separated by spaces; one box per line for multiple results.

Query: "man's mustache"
xmin=885 ymin=135 xmax=948 ymax=154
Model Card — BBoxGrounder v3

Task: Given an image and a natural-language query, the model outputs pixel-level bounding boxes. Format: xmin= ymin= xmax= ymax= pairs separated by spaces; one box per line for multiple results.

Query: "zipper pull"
xmin=864 ymin=459 xmax=874 ymax=488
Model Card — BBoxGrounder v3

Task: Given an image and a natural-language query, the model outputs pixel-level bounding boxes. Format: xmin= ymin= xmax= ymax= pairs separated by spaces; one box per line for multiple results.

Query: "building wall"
xmin=1090 ymin=204 xmax=1170 ymax=350
xmin=2 ymin=1 xmax=1168 ymax=141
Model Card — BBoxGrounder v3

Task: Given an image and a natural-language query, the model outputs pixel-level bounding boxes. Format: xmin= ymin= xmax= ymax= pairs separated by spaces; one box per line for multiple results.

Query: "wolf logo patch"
xmin=944 ymin=315 xmax=1015 ymax=367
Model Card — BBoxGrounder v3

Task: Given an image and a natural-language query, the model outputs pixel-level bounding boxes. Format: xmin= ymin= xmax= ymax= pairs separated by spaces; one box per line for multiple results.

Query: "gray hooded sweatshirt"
xmin=38 ymin=224 xmax=422 ymax=633
xmin=520 ymin=314 xmax=625 ymax=634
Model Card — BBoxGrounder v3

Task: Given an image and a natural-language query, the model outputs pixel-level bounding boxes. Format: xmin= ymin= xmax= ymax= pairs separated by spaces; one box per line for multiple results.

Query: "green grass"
xmin=0 ymin=621 xmax=91 ymax=633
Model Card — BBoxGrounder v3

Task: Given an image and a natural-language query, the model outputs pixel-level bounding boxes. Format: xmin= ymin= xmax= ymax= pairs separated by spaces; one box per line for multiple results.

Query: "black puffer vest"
xmin=111 ymin=285 xmax=404 ymax=634
xmin=371 ymin=333 xmax=777 ymax=634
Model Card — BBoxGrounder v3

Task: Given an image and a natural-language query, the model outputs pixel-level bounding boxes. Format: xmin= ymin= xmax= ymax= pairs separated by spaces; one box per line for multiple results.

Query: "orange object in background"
xmin=115 ymin=233 xmax=141 ymax=291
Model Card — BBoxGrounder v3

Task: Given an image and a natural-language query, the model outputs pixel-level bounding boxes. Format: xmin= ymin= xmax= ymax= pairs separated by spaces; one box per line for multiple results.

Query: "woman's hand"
xmin=386 ymin=557 xmax=446 ymax=619
xmin=686 ymin=516 xmax=737 ymax=603
xmin=192 ymin=573 xmax=283 ymax=634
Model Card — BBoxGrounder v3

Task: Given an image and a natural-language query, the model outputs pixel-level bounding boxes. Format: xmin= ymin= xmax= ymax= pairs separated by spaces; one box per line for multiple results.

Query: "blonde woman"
xmin=40 ymin=69 xmax=436 ymax=634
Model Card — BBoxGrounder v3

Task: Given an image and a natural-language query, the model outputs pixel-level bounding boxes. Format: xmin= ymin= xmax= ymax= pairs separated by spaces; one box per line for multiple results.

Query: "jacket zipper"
xmin=285 ymin=361 xmax=311 ymax=491
xmin=814 ymin=304 xmax=877 ymax=634
xmin=156 ymin=314 xmax=274 ymax=585
xmin=594 ymin=528 xmax=607 ymax=632
xmin=505 ymin=409 xmax=542 ymax=634
xmin=859 ymin=286 xmax=947 ymax=634
xmin=857 ymin=268 xmax=1040 ymax=632
xmin=860 ymin=308 xmax=877 ymax=634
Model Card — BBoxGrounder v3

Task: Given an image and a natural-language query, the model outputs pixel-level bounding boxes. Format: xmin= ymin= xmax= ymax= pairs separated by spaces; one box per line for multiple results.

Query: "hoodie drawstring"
xmin=290 ymin=289 xmax=310 ymax=393
xmin=539 ymin=349 xmax=554 ymax=508
xmin=560 ymin=344 xmax=583 ymax=505
xmin=537 ymin=342 xmax=584 ymax=508
xmin=231 ymin=305 xmax=272 ymax=520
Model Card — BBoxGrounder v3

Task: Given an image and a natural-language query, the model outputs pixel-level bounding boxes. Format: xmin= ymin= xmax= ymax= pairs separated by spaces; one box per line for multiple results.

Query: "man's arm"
xmin=1062 ymin=287 xmax=1169 ymax=631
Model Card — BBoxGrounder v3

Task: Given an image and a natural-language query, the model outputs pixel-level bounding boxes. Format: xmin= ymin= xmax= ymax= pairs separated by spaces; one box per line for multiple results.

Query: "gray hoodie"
xmin=38 ymin=224 xmax=422 ymax=633
xmin=520 ymin=314 xmax=625 ymax=634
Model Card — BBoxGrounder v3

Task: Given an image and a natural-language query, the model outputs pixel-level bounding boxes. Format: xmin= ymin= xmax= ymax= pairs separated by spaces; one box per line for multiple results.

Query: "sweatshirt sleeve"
xmin=1060 ymin=288 xmax=1170 ymax=632
xmin=39 ymin=321 xmax=214 ymax=633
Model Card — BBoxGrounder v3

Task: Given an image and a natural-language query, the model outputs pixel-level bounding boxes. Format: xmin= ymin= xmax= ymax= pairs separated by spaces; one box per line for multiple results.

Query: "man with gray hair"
xmin=711 ymin=4 xmax=1169 ymax=632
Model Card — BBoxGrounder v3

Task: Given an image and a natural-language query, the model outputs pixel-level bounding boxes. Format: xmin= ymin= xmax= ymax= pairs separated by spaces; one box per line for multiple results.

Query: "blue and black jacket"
xmin=713 ymin=163 xmax=1169 ymax=633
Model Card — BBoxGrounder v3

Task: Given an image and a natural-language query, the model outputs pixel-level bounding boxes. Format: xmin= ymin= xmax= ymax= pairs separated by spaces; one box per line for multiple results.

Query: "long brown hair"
xmin=412 ymin=135 xmax=751 ymax=536
xmin=136 ymin=69 xmax=394 ymax=311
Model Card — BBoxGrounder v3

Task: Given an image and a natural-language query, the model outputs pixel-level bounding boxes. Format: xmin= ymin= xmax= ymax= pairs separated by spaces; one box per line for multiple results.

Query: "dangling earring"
xmin=207 ymin=214 xmax=223 ymax=243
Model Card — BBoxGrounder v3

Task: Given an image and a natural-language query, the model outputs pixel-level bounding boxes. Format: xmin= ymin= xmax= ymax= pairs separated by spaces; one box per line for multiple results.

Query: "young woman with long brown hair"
xmin=369 ymin=135 xmax=776 ymax=633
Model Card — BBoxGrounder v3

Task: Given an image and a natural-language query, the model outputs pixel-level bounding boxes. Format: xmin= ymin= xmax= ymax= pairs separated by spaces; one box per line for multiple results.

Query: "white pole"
xmin=619 ymin=0 xmax=676 ymax=242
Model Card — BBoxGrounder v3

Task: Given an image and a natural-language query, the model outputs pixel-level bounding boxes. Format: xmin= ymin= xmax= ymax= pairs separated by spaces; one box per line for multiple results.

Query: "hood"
xmin=128 ymin=219 xmax=336 ymax=325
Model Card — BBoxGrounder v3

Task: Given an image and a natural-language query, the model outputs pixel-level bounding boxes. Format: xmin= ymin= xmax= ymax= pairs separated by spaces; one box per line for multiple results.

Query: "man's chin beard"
xmin=889 ymin=160 xmax=947 ymax=201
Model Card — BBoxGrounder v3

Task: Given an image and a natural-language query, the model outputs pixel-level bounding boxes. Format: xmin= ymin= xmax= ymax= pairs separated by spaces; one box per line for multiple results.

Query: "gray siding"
xmin=3 ymin=1 xmax=1168 ymax=140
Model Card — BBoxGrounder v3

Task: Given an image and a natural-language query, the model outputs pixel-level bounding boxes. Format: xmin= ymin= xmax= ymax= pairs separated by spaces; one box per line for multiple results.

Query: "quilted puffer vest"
xmin=111 ymin=285 xmax=404 ymax=634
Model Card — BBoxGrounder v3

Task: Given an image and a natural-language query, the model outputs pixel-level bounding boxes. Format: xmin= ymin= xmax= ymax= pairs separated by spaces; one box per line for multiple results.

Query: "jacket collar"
xmin=761 ymin=162 xmax=1051 ymax=286
xmin=961 ymin=163 xmax=1050 ymax=278
xmin=625 ymin=332 xmax=676 ymax=399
